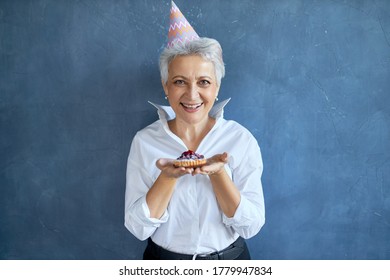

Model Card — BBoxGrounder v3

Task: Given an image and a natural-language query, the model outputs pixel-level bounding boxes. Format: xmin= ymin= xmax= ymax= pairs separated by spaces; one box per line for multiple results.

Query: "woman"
xmin=124 ymin=37 xmax=265 ymax=260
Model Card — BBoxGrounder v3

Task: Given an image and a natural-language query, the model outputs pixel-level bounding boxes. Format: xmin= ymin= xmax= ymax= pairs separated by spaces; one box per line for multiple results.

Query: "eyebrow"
xmin=198 ymin=76 xmax=213 ymax=80
xmin=171 ymin=75 xmax=187 ymax=80
xmin=171 ymin=75 xmax=213 ymax=80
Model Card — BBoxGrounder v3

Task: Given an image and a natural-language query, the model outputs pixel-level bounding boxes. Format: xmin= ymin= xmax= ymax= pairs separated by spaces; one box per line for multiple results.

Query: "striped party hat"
xmin=167 ymin=1 xmax=200 ymax=48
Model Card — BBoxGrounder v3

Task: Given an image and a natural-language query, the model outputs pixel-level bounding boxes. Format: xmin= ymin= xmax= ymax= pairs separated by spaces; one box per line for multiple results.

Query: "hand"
xmin=193 ymin=152 xmax=229 ymax=176
xmin=156 ymin=158 xmax=194 ymax=178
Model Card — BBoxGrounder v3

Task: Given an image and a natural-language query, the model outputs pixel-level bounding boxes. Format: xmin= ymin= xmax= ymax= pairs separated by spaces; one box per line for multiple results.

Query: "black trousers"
xmin=143 ymin=237 xmax=251 ymax=260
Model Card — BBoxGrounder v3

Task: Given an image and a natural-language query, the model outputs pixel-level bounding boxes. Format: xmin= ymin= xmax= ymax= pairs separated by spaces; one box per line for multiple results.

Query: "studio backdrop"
xmin=1 ymin=0 xmax=389 ymax=259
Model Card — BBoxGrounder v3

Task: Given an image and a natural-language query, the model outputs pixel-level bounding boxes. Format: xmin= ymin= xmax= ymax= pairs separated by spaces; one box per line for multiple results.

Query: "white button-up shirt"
xmin=124 ymin=99 xmax=265 ymax=255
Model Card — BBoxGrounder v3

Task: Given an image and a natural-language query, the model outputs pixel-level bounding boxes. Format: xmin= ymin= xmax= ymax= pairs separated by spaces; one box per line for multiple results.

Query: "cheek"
xmin=166 ymin=86 xmax=180 ymax=97
xmin=204 ymin=88 xmax=218 ymax=100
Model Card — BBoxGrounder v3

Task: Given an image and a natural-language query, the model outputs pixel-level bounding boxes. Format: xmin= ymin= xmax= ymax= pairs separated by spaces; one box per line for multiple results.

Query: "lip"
xmin=180 ymin=102 xmax=203 ymax=112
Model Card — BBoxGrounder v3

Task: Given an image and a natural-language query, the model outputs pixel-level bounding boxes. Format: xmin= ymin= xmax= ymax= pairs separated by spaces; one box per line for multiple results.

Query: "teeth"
xmin=182 ymin=103 xmax=202 ymax=109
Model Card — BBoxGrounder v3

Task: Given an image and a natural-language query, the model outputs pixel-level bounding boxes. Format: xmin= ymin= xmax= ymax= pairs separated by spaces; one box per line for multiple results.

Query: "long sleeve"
xmin=124 ymin=134 xmax=169 ymax=241
xmin=222 ymin=136 xmax=265 ymax=239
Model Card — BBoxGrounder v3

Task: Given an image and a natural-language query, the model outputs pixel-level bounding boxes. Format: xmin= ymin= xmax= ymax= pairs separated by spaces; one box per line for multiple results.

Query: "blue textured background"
xmin=1 ymin=0 xmax=389 ymax=259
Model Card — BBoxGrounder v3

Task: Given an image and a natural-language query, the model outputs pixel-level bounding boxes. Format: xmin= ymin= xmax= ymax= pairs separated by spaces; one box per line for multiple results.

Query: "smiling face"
xmin=162 ymin=55 xmax=220 ymax=126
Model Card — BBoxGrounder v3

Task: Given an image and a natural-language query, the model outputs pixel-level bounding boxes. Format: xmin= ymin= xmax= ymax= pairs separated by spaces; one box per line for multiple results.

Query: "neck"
xmin=169 ymin=117 xmax=216 ymax=151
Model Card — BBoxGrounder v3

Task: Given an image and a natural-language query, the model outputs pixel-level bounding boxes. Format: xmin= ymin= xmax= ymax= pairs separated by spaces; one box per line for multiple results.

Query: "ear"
xmin=215 ymin=84 xmax=220 ymax=97
xmin=162 ymin=80 xmax=168 ymax=97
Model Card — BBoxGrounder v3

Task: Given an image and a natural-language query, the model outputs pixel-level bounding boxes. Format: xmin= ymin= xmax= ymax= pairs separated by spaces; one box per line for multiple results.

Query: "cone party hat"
xmin=167 ymin=1 xmax=200 ymax=48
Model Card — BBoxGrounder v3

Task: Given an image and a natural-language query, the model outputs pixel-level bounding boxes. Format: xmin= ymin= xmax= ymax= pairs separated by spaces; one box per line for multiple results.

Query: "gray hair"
xmin=159 ymin=37 xmax=225 ymax=86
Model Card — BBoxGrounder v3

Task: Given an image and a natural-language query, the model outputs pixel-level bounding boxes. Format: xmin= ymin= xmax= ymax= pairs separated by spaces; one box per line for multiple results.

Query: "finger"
xmin=186 ymin=168 xmax=194 ymax=174
xmin=221 ymin=152 xmax=229 ymax=163
xmin=167 ymin=167 xmax=193 ymax=178
xmin=156 ymin=158 xmax=173 ymax=170
xmin=178 ymin=167 xmax=193 ymax=174
xmin=156 ymin=159 xmax=165 ymax=170
xmin=192 ymin=167 xmax=204 ymax=176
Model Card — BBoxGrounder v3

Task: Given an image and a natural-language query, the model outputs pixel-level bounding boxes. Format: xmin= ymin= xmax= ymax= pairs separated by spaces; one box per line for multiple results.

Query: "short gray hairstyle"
xmin=159 ymin=37 xmax=225 ymax=86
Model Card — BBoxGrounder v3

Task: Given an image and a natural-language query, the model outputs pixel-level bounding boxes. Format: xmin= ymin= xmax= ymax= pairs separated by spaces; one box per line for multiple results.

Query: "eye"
xmin=173 ymin=80 xmax=185 ymax=86
xmin=198 ymin=80 xmax=211 ymax=86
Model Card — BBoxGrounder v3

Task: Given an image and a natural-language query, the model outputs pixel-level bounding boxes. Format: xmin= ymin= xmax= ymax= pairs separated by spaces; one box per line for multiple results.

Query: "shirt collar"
xmin=148 ymin=98 xmax=231 ymax=122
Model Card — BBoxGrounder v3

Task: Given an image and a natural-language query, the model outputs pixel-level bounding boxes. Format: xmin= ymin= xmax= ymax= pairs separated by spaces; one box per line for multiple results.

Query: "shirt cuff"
xmin=138 ymin=196 xmax=169 ymax=226
xmin=222 ymin=197 xmax=251 ymax=228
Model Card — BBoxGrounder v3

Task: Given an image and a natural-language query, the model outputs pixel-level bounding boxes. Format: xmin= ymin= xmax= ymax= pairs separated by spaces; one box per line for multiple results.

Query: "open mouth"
xmin=180 ymin=102 xmax=203 ymax=110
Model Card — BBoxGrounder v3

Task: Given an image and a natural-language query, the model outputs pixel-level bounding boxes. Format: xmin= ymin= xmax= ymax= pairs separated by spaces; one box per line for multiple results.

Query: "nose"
xmin=187 ymin=83 xmax=200 ymax=100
